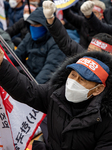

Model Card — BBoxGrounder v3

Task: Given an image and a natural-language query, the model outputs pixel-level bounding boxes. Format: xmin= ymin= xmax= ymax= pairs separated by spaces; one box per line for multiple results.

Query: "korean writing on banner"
xmin=0 ymin=45 xmax=46 ymax=150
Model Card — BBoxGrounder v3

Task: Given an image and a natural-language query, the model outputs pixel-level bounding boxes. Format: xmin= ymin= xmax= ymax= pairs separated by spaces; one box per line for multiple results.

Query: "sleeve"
xmin=86 ymin=13 xmax=112 ymax=35
xmin=35 ymin=39 xmax=66 ymax=84
xmin=6 ymin=18 xmax=24 ymax=38
xmin=46 ymin=17 xmax=84 ymax=57
xmin=0 ymin=59 xmax=49 ymax=114
xmin=63 ymin=8 xmax=84 ymax=30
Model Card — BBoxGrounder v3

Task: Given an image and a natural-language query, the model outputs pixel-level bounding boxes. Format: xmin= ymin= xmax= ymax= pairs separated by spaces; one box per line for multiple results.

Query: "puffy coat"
xmin=0 ymin=51 xmax=112 ymax=150
xmin=47 ymin=17 xmax=85 ymax=56
xmin=8 ymin=7 xmax=66 ymax=84
xmin=85 ymin=12 xmax=112 ymax=35
xmin=63 ymin=9 xmax=108 ymax=49
xmin=6 ymin=18 xmax=28 ymax=40
xmin=5 ymin=2 xmax=25 ymax=27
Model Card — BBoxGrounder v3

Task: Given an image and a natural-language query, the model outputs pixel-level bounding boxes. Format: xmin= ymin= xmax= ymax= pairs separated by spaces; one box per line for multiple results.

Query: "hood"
xmin=26 ymin=7 xmax=48 ymax=31
xmin=49 ymin=51 xmax=112 ymax=117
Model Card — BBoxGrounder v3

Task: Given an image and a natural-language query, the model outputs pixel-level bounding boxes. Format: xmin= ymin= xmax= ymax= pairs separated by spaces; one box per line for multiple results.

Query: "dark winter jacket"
xmin=63 ymin=9 xmax=97 ymax=49
xmin=6 ymin=18 xmax=28 ymax=40
xmin=8 ymin=7 xmax=66 ymax=84
xmin=47 ymin=17 xmax=85 ymax=57
xmin=63 ymin=9 xmax=106 ymax=49
xmin=85 ymin=12 xmax=112 ymax=35
xmin=0 ymin=51 xmax=112 ymax=150
xmin=4 ymin=1 xmax=25 ymax=27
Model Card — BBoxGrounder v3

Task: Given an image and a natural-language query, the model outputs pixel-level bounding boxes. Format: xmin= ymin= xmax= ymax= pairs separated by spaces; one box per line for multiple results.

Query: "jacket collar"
xmin=51 ymin=85 xmax=105 ymax=131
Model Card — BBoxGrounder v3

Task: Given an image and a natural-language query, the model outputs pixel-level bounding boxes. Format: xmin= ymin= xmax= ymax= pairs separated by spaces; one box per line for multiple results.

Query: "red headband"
xmin=76 ymin=57 xmax=109 ymax=86
xmin=93 ymin=5 xmax=103 ymax=13
xmin=90 ymin=38 xmax=112 ymax=53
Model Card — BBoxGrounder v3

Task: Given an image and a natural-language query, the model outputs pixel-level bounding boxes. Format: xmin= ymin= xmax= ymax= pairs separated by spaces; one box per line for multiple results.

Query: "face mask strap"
xmin=87 ymin=84 xmax=100 ymax=99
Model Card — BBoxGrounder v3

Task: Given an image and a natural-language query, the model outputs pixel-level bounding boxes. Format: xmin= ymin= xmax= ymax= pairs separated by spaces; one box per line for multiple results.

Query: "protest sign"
xmin=0 ymin=45 xmax=46 ymax=150
xmin=53 ymin=0 xmax=79 ymax=10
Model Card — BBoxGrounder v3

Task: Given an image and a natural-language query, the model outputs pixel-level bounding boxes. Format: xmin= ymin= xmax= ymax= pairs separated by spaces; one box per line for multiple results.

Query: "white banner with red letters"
xmin=0 ymin=45 xmax=46 ymax=150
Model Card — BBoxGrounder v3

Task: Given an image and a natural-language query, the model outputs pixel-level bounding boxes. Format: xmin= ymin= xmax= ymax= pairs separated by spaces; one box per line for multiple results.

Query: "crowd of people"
xmin=1 ymin=0 xmax=112 ymax=149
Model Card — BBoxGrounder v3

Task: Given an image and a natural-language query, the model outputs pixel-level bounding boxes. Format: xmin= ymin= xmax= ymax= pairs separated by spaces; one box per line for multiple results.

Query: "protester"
xmin=0 ymin=49 xmax=112 ymax=150
xmin=8 ymin=7 xmax=66 ymax=84
xmin=42 ymin=1 xmax=112 ymax=57
xmin=61 ymin=0 xmax=106 ymax=49
xmin=4 ymin=0 xmax=25 ymax=27
xmin=80 ymin=1 xmax=112 ymax=35
xmin=6 ymin=3 xmax=37 ymax=46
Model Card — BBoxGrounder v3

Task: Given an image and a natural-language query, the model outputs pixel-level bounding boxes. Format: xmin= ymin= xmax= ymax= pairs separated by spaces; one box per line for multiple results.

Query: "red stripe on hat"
xmin=76 ymin=57 xmax=109 ymax=86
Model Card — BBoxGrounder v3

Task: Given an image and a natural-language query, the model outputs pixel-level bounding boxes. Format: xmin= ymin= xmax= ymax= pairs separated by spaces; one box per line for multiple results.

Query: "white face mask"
xmin=65 ymin=78 xmax=98 ymax=103
xmin=9 ymin=0 xmax=18 ymax=8
xmin=23 ymin=13 xmax=30 ymax=20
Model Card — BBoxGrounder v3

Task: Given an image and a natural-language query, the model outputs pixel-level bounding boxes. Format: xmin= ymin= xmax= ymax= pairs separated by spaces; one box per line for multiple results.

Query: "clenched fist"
xmin=0 ymin=48 xmax=4 ymax=65
xmin=80 ymin=1 xmax=95 ymax=16
xmin=43 ymin=1 xmax=56 ymax=19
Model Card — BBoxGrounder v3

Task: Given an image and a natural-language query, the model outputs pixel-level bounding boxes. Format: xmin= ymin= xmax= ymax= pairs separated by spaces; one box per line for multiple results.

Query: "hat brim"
xmin=27 ymin=19 xmax=39 ymax=25
xmin=67 ymin=63 xmax=102 ymax=84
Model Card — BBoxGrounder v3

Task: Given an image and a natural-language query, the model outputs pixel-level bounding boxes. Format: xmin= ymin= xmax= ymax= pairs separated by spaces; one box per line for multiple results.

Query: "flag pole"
xmin=26 ymin=0 xmax=31 ymax=14
xmin=0 ymin=35 xmax=38 ymax=85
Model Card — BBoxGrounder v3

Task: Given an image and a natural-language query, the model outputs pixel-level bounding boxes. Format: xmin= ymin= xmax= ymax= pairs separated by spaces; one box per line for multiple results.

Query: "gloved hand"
xmin=80 ymin=1 xmax=95 ymax=16
xmin=43 ymin=1 xmax=57 ymax=19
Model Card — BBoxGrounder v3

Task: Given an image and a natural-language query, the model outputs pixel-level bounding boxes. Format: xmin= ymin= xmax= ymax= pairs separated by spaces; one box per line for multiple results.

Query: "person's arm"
xmin=80 ymin=1 xmax=112 ymax=35
xmin=43 ymin=1 xmax=85 ymax=57
xmin=6 ymin=18 xmax=25 ymax=38
xmin=86 ymin=13 xmax=112 ymax=35
xmin=63 ymin=8 xmax=84 ymax=30
xmin=0 ymin=48 xmax=49 ymax=113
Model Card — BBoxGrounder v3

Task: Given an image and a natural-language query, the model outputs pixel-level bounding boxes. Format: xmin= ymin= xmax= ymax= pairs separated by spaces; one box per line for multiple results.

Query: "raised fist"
xmin=43 ymin=1 xmax=57 ymax=19
xmin=80 ymin=1 xmax=95 ymax=16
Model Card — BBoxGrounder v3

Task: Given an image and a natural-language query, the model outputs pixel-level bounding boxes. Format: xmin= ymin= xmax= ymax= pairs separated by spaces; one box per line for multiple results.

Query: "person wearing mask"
xmin=42 ymin=1 xmax=112 ymax=57
xmin=8 ymin=7 xmax=66 ymax=84
xmin=80 ymin=0 xmax=112 ymax=35
xmin=44 ymin=0 xmax=105 ymax=50
xmin=6 ymin=3 xmax=36 ymax=47
xmin=62 ymin=0 xmax=106 ymax=49
xmin=4 ymin=0 xmax=25 ymax=27
xmin=0 ymin=49 xmax=112 ymax=150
